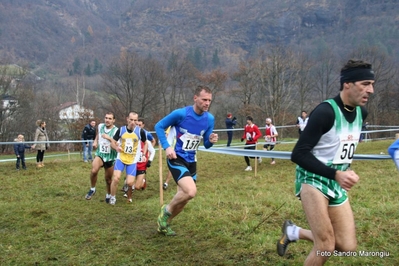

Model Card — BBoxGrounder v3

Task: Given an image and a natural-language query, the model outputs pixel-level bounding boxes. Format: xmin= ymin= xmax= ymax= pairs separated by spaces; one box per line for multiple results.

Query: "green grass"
xmin=0 ymin=140 xmax=398 ymax=265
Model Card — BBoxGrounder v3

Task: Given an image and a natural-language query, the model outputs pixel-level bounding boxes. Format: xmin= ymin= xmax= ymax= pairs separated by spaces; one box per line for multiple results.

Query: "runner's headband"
xmin=340 ymin=67 xmax=375 ymax=85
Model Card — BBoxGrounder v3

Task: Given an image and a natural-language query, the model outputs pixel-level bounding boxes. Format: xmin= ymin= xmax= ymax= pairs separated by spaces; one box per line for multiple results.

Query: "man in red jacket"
xmin=241 ymin=116 xmax=262 ymax=171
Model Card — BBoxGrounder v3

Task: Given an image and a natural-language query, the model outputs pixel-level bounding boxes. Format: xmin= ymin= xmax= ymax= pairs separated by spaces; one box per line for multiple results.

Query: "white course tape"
xmin=198 ymin=147 xmax=392 ymax=160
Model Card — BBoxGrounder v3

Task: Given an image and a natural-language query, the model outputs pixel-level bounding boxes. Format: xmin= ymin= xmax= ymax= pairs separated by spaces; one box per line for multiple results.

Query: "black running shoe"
xmin=277 ymin=220 xmax=296 ymax=256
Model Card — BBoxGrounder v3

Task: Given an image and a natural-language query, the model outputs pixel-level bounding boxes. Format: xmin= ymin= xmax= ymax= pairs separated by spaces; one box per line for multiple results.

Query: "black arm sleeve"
xmin=113 ymin=128 xmax=121 ymax=141
xmin=291 ymin=102 xmax=337 ymax=179
xmin=291 ymin=95 xmax=368 ymax=180
xmin=140 ymin=129 xmax=147 ymax=142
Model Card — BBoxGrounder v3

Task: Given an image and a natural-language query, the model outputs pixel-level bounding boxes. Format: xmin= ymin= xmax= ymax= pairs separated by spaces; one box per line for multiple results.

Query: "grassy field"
xmin=0 ymin=140 xmax=398 ymax=265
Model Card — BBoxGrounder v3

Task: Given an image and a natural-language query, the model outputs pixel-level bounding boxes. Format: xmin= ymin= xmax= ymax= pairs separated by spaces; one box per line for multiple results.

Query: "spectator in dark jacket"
xmin=14 ymin=134 xmax=31 ymax=170
xmin=225 ymin=113 xmax=237 ymax=147
xmin=82 ymin=120 xmax=96 ymax=162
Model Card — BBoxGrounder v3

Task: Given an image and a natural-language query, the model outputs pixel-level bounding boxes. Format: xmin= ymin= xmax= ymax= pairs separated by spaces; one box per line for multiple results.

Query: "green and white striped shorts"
xmin=295 ymin=168 xmax=348 ymax=206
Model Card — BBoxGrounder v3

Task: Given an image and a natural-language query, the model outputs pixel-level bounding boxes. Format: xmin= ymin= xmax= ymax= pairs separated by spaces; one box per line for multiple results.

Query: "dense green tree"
xmin=84 ymin=64 xmax=92 ymax=76
xmin=93 ymin=58 xmax=102 ymax=74
xmin=72 ymin=57 xmax=81 ymax=74
xmin=212 ymin=49 xmax=220 ymax=67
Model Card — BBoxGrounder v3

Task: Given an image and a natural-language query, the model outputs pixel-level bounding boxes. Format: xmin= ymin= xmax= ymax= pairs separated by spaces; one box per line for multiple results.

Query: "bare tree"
xmin=162 ymin=50 xmax=197 ymax=115
xmin=196 ymin=68 xmax=228 ymax=111
xmin=101 ymin=51 xmax=170 ymax=126
xmin=348 ymin=46 xmax=399 ymax=125
xmin=256 ymin=46 xmax=299 ymax=126
xmin=231 ymin=60 xmax=260 ymax=118
xmin=312 ymin=48 xmax=339 ymax=102
xmin=101 ymin=51 xmax=141 ymax=121
xmin=292 ymin=51 xmax=315 ymax=113
xmin=135 ymin=57 xmax=166 ymax=122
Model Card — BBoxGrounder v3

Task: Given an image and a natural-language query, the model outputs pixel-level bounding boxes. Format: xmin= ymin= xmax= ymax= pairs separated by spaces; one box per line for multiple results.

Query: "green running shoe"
xmin=157 ymin=225 xmax=176 ymax=236
xmin=157 ymin=205 xmax=175 ymax=236
xmin=157 ymin=204 xmax=171 ymax=229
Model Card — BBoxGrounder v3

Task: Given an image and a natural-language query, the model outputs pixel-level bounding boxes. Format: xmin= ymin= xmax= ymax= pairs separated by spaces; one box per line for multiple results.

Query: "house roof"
xmin=1 ymin=94 xmax=18 ymax=101
xmin=55 ymin=102 xmax=78 ymax=112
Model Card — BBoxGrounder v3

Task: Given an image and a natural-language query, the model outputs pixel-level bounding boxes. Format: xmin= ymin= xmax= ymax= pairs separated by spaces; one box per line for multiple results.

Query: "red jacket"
xmin=242 ymin=124 xmax=262 ymax=144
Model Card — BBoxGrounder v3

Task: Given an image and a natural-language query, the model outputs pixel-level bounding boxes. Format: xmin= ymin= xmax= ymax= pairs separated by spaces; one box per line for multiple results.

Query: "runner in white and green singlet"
xmin=277 ymin=60 xmax=375 ymax=266
xmin=85 ymin=112 xmax=118 ymax=203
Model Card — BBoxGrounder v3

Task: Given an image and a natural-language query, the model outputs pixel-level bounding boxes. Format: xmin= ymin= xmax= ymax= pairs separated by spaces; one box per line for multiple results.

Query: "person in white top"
xmin=263 ymin=118 xmax=278 ymax=164
xmin=296 ymin=111 xmax=308 ymax=136
xmin=85 ymin=112 xmax=118 ymax=202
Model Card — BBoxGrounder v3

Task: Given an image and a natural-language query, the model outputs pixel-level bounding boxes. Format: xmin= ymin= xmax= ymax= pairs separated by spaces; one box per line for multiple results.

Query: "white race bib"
xmin=100 ymin=140 xmax=111 ymax=154
xmin=180 ymin=132 xmax=202 ymax=151
xmin=124 ymin=138 xmax=133 ymax=154
xmin=332 ymin=133 xmax=358 ymax=164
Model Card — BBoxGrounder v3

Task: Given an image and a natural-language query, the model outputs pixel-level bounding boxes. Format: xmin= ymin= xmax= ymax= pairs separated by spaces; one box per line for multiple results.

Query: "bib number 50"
xmin=340 ymin=143 xmax=355 ymax=160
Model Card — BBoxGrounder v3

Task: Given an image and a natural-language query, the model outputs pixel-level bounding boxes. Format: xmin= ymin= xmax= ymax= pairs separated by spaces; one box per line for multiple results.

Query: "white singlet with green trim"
xmin=295 ymin=99 xmax=363 ymax=205
xmin=95 ymin=123 xmax=118 ymax=162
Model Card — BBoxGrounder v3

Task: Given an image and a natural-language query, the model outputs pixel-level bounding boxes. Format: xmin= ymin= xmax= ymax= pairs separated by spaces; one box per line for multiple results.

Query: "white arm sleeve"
xmin=147 ymin=140 xmax=156 ymax=161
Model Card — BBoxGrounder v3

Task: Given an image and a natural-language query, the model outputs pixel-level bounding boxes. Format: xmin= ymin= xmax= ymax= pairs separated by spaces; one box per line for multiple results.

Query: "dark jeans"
xmin=83 ymin=141 xmax=94 ymax=161
xmin=16 ymin=154 xmax=26 ymax=169
xmin=226 ymin=130 xmax=233 ymax=146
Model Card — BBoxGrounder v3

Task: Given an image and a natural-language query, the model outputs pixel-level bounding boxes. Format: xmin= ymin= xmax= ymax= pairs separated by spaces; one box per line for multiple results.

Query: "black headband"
xmin=340 ymin=67 xmax=375 ymax=85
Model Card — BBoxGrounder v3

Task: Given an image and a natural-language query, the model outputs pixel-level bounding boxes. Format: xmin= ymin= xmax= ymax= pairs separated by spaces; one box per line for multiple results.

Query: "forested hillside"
xmin=1 ymin=0 xmax=399 ymax=74
xmin=1 ymin=0 xmax=399 ymax=151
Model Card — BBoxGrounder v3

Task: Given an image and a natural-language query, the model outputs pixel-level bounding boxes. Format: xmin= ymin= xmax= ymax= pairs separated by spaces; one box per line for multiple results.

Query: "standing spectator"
xmin=13 ymin=134 xmax=31 ymax=170
xmin=155 ymin=85 xmax=218 ymax=236
xmin=31 ymin=120 xmax=49 ymax=168
xmin=85 ymin=112 xmax=118 ymax=202
xmin=263 ymin=118 xmax=278 ymax=165
xmin=277 ymin=59 xmax=375 ymax=265
xmin=241 ymin=116 xmax=262 ymax=171
xmin=296 ymin=111 xmax=309 ymax=136
xmin=82 ymin=120 xmax=96 ymax=162
xmin=225 ymin=113 xmax=237 ymax=147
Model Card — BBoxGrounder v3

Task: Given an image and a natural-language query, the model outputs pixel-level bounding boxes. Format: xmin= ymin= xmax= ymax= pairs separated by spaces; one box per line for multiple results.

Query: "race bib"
xmin=332 ymin=133 xmax=358 ymax=164
xmin=124 ymin=138 xmax=133 ymax=154
xmin=100 ymin=140 xmax=111 ymax=154
xmin=138 ymin=151 xmax=146 ymax=163
xmin=180 ymin=132 xmax=202 ymax=151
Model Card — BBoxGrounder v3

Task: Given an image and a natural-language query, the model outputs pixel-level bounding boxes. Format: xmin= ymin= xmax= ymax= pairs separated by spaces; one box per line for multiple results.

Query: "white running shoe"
xmin=163 ymin=183 xmax=168 ymax=190
xmin=245 ymin=166 xmax=252 ymax=171
xmin=258 ymin=158 xmax=262 ymax=164
xmin=110 ymin=198 xmax=116 ymax=205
